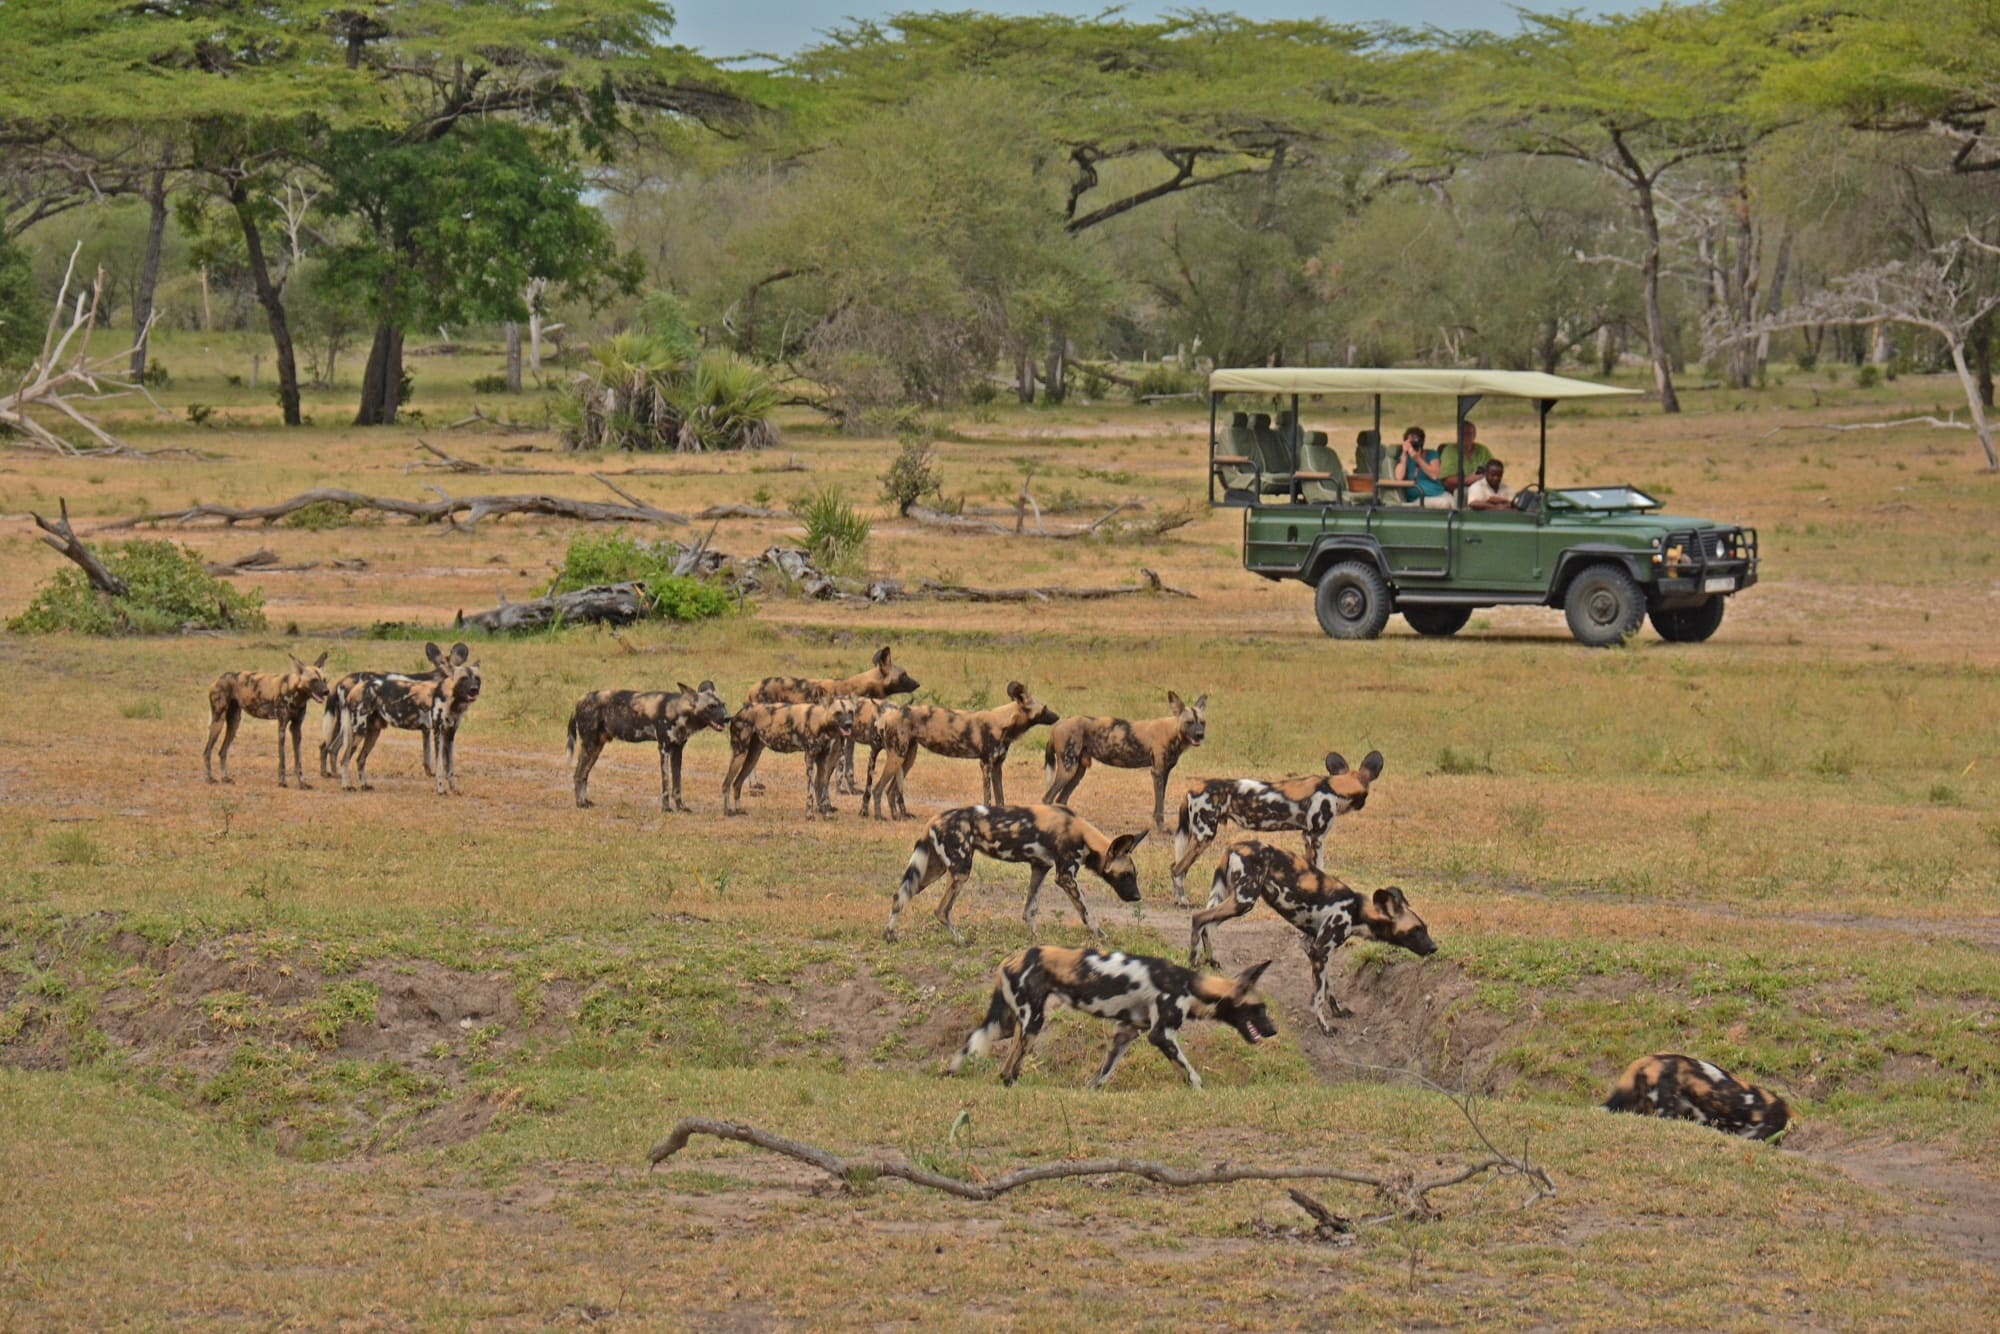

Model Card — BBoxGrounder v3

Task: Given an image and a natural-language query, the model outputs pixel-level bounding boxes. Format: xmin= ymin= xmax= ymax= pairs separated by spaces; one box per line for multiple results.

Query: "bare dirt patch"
xmin=1791 ymin=1133 xmax=2000 ymax=1274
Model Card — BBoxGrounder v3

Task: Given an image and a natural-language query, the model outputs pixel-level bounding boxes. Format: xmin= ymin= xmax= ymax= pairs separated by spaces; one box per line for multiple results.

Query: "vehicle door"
xmin=1452 ymin=507 xmax=1546 ymax=591
xmin=1367 ymin=506 xmax=1452 ymax=580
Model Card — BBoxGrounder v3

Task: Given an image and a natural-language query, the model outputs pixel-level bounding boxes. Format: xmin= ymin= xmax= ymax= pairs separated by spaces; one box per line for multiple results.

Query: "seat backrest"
xmin=1230 ymin=410 xmax=1250 ymax=429
xmin=1299 ymin=431 xmax=1342 ymax=480
xmin=1251 ymin=412 xmax=1288 ymax=474
xmin=1226 ymin=422 xmax=1258 ymax=462
xmin=1353 ymin=429 xmax=1383 ymax=476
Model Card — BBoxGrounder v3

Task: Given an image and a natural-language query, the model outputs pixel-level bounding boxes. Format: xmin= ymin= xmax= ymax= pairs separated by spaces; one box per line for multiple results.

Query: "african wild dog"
xmin=318 ymin=653 xmax=449 ymax=779
xmin=203 ymin=652 xmax=332 ymax=787
xmin=882 ymin=681 xmax=1059 ymax=807
xmin=842 ymin=696 xmax=910 ymax=806
xmin=338 ymin=643 xmax=482 ymax=794
xmin=857 ymin=701 xmax=915 ymax=820
xmin=742 ymin=646 xmax=920 ymax=793
xmin=1604 ymin=1053 xmax=1791 ymax=1141
xmin=566 ymin=681 xmax=729 ymax=811
xmin=1190 ymin=840 xmax=1435 ymax=1034
xmin=1169 ymin=749 xmax=1384 ymax=906
xmin=720 ymin=698 xmax=857 ymax=818
xmin=948 ymin=947 xmax=1276 ymax=1089
xmin=1043 ymin=690 xmax=1208 ymax=831
xmin=884 ymin=804 xmax=1147 ymax=944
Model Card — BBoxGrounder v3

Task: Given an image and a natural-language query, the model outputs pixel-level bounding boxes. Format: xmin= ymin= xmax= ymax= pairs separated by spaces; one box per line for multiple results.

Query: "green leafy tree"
xmin=0 ymin=234 xmax=39 ymax=368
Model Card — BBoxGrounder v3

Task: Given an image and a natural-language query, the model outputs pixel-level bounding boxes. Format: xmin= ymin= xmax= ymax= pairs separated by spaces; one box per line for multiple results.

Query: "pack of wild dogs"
xmin=200 ymin=641 xmax=1789 ymax=1140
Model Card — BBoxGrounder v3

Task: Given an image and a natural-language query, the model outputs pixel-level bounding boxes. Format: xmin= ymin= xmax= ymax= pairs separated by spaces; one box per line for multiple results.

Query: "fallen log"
xmin=30 ymin=499 xmax=126 ymax=594
xmin=905 ymin=499 xmax=1188 ymax=541
xmin=910 ymin=568 xmax=1194 ymax=602
xmin=694 ymin=503 xmax=786 ymax=520
xmin=455 ymin=582 xmax=652 ymax=633
xmin=92 ymin=486 xmax=687 ymax=532
xmin=404 ymin=440 xmax=567 ymax=476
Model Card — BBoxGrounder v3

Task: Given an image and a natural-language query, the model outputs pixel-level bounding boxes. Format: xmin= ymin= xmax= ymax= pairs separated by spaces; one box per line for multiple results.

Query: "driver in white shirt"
xmin=1466 ymin=459 xmax=1514 ymax=510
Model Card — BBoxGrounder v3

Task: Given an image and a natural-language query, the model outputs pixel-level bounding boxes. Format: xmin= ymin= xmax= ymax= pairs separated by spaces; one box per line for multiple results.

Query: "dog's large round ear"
xmin=1006 ymin=681 xmax=1027 ymax=702
xmin=1324 ymin=752 xmax=1350 ymax=776
xmin=697 ymin=680 xmax=715 ymax=692
xmin=1192 ymin=692 xmax=1208 ymax=711
xmin=873 ymin=645 xmax=893 ymax=668
xmin=1371 ymin=886 xmax=1408 ymax=915
xmin=1358 ymin=750 xmax=1385 ymax=783
xmin=449 ymin=642 xmax=471 ymax=665
xmin=678 ymin=682 xmax=696 ymax=696
xmin=290 ymin=655 xmax=307 ymax=672
xmin=1167 ymin=689 xmax=1184 ymax=711
xmin=1232 ymin=959 xmax=1273 ymax=994
xmin=312 ymin=650 xmax=330 ymax=668
xmin=424 ymin=642 xmax=445 ymax=667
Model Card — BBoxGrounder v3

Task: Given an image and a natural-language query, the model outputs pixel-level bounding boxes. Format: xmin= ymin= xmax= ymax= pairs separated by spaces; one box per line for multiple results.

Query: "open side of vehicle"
xmin=1205 ymin=368 xmax=1759 ymax=647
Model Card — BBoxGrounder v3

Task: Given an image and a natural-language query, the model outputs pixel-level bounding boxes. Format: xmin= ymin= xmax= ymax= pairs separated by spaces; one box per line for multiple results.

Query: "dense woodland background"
xmin=3 ymin=1 xmax=1997 ymax=462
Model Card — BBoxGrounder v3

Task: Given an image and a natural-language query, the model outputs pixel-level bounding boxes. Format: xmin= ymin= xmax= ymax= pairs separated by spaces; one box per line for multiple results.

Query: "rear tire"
xmin=1649 ymin=596 xmax=1727 ymax=643
xmin=1563 ymin=564 xmax=1645 ymax=647
xmin=1315 ymin=561 xmax=1392 ymax=640
xmin=1403 ymin=606 xmax=1472 ymax=638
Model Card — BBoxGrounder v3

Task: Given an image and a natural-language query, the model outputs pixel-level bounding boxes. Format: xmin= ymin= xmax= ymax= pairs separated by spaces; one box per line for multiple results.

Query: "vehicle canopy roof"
xmin=1207 ymin=367 xmax=1640 ymax=400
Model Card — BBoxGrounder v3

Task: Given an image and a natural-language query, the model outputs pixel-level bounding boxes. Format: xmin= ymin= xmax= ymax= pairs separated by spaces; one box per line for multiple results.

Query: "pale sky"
xmin=670 ymin=3 xmax=1623 ymax=61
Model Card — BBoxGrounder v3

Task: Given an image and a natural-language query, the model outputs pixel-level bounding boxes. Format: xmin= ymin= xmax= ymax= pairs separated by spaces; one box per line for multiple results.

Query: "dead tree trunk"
xmin=31 ymin=500 xmax=127 ymax=595
xmin=504 ymin=322 xmax=523 ymax=394
xmin=355 ymin=321 xmax=405 ymax=427
xmin=129 ymin=168 xmax=170 ymax=381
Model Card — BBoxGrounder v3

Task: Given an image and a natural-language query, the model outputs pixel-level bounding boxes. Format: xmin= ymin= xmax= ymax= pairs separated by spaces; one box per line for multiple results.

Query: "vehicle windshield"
xmin=1548 ymin=485 xmax=1661 ymax=512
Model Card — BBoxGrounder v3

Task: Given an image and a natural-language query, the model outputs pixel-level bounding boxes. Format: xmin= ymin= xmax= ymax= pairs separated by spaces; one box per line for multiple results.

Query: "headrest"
xmin=1356 ymin=429 xmax=1380 ymax=448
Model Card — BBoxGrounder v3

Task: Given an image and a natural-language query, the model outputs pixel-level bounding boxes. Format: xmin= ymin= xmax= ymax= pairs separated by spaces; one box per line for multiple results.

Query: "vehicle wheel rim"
xmin=1337 ymin=587 xmax=1365 ymax=620
xmin=1586 ymin=588 xmax=1618 ymax=625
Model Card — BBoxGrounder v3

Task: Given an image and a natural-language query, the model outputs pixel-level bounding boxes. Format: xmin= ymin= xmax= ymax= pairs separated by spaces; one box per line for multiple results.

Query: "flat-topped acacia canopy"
xmin=1207 ymin=367 xmax=1640 ymax=400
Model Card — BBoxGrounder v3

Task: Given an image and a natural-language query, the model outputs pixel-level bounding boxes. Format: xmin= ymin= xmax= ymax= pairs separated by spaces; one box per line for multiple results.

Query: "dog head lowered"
xmin=1194 ymin=959 xmax=1279 ymax=1046
xmin=1354 ymin=886 xmax=1437 ymax=956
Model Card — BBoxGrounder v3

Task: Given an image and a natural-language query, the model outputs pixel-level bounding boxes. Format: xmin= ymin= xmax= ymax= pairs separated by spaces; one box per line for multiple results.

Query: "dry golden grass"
xmin=1 ymin=333 xmax=1996 ymax=1326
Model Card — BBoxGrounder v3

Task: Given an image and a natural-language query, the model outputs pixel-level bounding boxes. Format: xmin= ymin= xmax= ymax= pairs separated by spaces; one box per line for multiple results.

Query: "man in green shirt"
xmin=1438 ymin=420 xmax=1494 ymax=492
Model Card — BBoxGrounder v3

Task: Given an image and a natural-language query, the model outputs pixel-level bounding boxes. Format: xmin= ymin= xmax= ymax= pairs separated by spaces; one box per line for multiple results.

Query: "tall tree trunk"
xmin=1015 ymin=350 xmax=1035 ymax=405
xmin=1630 ymin=171 xmax=1680 ymax=412
xmin=129 ymin=168 xmax=169 ymax=379
xmin=525 ymin=276 xmax=547 ymax=373
xmin=1970 ymin=312 xmax=1994 ymax=409
xmin=229 ymin=183 xmax=302 ymax=426
xmin=1945 ymin=335 xmax=1999 ymax=470
xmin=504 ymin=321 xmax=523 ymax=393
xmin=1042 ymin=323 xmax=1067 ymax=405
xmin=1756 ymin=230 xmax=1792 ymax=374
xmin=355 ymin=323 xmax=404 ymax=426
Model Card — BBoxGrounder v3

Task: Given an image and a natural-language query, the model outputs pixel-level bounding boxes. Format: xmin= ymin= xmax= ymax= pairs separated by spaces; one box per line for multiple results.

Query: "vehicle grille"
xmin=1661 ymin=528 xmax=1756 ymax=572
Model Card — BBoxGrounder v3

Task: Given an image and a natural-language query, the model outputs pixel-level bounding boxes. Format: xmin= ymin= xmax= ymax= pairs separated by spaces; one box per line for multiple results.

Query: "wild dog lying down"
xmin=319 ymin=652 xmax=448 ymax=779
xmin=566 ymin=682 xmax=729 ymax=811
xmin=1604 ymin=1053 xmax=1791 ymax=1141
xmin=884 ymin=804 xmax=1147 ymax=943
xmin=885 ymin=681 xmax=1059 ymax=807
xmin=1191 ymin=840 xmax=1435 ymax=1034
xmin=949 ymin=947 xmax=1276 ymax=1089
xmin=204 ymin=652 xmax=331 ymax=787
xmin=1043 ymin=690 xmax=1207 ymax=831
xmin=720 ymin=698 xmax=856 ymax=818
xmin=1169 ymin=749 xmax=1384 ymax=906
xmin=743 ymin=646 xmax=920 ymax=793
xmin=338 ymin=644 xmax=482 ymax=794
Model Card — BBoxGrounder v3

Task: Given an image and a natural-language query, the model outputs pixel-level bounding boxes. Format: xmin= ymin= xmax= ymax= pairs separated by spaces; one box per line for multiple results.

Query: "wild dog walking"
xmin=318 ymin=653 xmax=448 ymax=779
xmin=1190 ymin=840 xmax=1435 ymax=1034
xmin=1604 ymin=1053 xmax=1791 ymax=1141
xmin=338 ymin=643 xmax=482 ymax=794
xmin=743 ymin=646 xmax=920 ymax=793
xmin=884 ymin=804 xmax=1147 ymax=943
xmin=1169 ymin=749 xmax=1384 ymax=906
xmin=888 ymin=682 xmax=1059 ymax=806
xmin=720 ymin=698 xmax=857 ymax=818
xmin=203 ymin=653 xmax=331 ymax=787
xmin=948 ymin=947 xmax=1276 ymax=1089
xmin=566 ymin=681 xmax=729 ymax=811
xmin=1043 ymin=690 xmax=1208 ymax=831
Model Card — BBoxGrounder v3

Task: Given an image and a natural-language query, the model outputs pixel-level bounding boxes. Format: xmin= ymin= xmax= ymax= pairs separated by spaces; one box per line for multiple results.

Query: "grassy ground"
xmin=2 ymin=332 xmax=1996 ymax=1326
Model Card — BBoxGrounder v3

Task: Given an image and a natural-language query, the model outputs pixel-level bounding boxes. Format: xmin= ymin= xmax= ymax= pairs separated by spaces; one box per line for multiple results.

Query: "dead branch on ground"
xmin=404 ymin=440 xmax=567 ymax=476
xmin=91 ymin=486 xmax=688 ymax=532
xmin=1758 ymin=414 xmax=1973 ymax=439
xmin=646 ymin=1117 xmax=1547 ymax=1224
xmin=694 ymin=503 xmax=786 ymax=520
xmin=443 ymin=405 xmax=543 ymax=434
xmin=456 ymin=582 xmax=652 ymax=633
xmin=203 ymin=548 xmax=368 ymax=576
xmin=910 ymin=567 xmax=1195 ymax=602
xmin=29 ymin=499 xmax=126 ymax=594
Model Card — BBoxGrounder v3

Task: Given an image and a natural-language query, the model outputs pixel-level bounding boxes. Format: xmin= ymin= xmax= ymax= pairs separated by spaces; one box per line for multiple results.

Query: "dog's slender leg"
xmin=1305 ymin=827 xmax=1326 ymax=871
xmin=574 ymin=736 xmax=604 ymax=808
xmin=215 ymin=703 xmax=241 ymax=784
xmin=1055 ymin=869 xmax=1098 ymax=939
xmin=354 ymin=721 xmax=383 ymax=791
xmin=275 ymin=712 xmax=290 ymax=788
xmin=671 ymin=744 xmax=688 ymax=812
xmin=999 ymin=999 xmax=1043 ymax=1086
xmin=289 ymin=710 xmax=312 ymax=789
xmin=989 ymin=753 xmax=1006 ymax=806
xmin=1020 ymin=863 xmax=1050 ymax=934
xmin=1169 ymin=811 xmax=1214 ymax=908
xmin=1090 ymin=1022 xmax=1143 ymax=1088
xmin=935 ymin=867 xmax=972 ymax=944
xmin=1151 ymin=768 xmax=1170 ymax=833
xmin=886 ymin=839 xmax=946 ymax=942
xmin=1149 ymin=1021 xmax=1202 ymax=1089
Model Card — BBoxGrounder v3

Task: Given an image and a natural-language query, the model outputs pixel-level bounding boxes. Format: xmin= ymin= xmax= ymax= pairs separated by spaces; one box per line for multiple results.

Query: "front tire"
xmin=1649 ymin=597 xmax=1727 ymax=643
xmin=1403 ymin=606 xmax=1472 ymax=638
xmin=1563 ymin=564 xmax=1645 ymax=647
xmin=1315 ymin=561 xmax=1392 ymax=640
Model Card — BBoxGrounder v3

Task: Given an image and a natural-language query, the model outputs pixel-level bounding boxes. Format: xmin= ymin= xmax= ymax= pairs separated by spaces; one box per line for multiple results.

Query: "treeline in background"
xmin=2 ymin=2 xmax=1995 ymax=463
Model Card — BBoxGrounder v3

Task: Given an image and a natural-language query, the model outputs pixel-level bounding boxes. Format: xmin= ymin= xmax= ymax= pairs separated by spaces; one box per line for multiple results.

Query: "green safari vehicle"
xmin=1205 ymin=368 xmax=1759 ymax=646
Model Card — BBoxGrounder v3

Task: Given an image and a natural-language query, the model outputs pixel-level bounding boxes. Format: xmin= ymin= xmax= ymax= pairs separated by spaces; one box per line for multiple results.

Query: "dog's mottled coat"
xmin=1604 ymin=1053 xmax=1791 ymax=1140
xmin=203 ymin=652 xmax=331 ymax=787
xmin=882 ymin=681 xmax=1059 ymax=807
xmin=742 ymin=646 xmax=919 ymax=793
xmin=720 ymin=698 xmax=857 ymax=818
xmin=884 ymin=803 xmax=1147 ymax=943
xmin=1169 ymin=749 xmax=1384 ymax=905
xmin=337 ymin=643 xmax=482 ymax=794
xmin=1042 ymin=690 xmax=1208 ymax=830
xmin=566 ymin=681 xmax=729 ymax=810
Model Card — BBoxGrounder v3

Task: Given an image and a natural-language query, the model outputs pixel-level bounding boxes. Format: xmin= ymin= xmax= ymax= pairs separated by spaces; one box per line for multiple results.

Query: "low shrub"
xmin=11 ymin=540 xmax=266 ymax=635
xmin=470 ymin=373 xmax=513 ymax=394
xmin=881 ymin=438 xmax=941 ymax=515
xmin=280 ymin=501 xmax=355 ymax=530
xmin=790 ymin=486 xmax=870 ymax=573
xmin=1129 ymin=362 xmax=1196 ymax=401
xmin=549 ymin=533 xmax=730 ymax=622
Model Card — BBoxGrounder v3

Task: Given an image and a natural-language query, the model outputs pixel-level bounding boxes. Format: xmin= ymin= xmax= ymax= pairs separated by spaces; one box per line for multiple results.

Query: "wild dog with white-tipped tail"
xmin=884 ymin=804 xmax=1146 ymax=944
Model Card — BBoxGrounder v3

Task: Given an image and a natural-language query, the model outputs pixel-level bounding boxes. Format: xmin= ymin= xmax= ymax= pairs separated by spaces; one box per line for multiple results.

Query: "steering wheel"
xmin=1511 ymin=485 xmax=1542 ymax=514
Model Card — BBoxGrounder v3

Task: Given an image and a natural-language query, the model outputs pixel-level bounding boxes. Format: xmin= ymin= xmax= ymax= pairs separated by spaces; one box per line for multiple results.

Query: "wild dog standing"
xmin=1043 ymin=690 xmax=1208 ymax=831
xmin=204 ymin=653 xmax=331 ymax=787
xmin=319 ymin=653 xmax=448 ymax=779
xmin=888 ymin=681 xmax=1059 ymax=807
xmin=720 ymin=698 xmax=857 ymax=818
xmin=843 ymin=696 xmax=911 ymax=804
xmin=1604 ymin=1054 xmax=1791 ymax=1141
xmin=743 ymin=646 xmax=920 ymax=793
xmin=858 ymin=702 xmax=915 ymax=820
xmin=1190 ymin=840 xmax=1435 ymax=1034
xmin=948 ymin=947 xmax=1276 ymax=1089
xmin=339 ymin=643 xmax=482 ymax=794
xmin=884 ymin=804 xmax=1147 ymax=943
xmin=566 ymin=681 xmax=729 ymax=811
xmin=1169 ymin=749 xmax=1384 ymax=906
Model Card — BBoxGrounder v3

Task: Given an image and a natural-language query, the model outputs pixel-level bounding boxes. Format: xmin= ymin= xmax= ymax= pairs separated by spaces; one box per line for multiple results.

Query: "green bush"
xmin=549 ymin=533 xmax=730 ymax=622
xmin=11 ymin=540 xmax=266 ymax=635
xmin=1129 ymin=362 xmax=1196 ymax=401
xmin=470 ymin=373 xmax=513 ymax=394
xmin=881 ymin=438 xmax=941 ymax=515
xmin=0 ymin=235 xmax=37 ymax=369
xmin=1855 ymin=363 xmax=1881 ymax=389
xmin=280 ymin=501 xmax=356 ymax=530
xmin=790 ymin=486 xmax=870 ymax=573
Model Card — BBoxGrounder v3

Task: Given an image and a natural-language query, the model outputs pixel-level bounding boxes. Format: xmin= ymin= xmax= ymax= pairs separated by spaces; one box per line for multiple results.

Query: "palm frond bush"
xmin=676 ymin=352 xmax=784 ymax=453
xmin=563 ymin=335 xmax=783 ymax=453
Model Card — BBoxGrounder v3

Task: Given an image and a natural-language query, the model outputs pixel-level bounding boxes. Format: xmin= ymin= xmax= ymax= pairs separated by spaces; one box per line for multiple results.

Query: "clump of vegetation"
xmin=469 ymin=373 xmax=513 ymax=394
xmin=11 ymin=540 xmax=266 ymax=635
xmin=550 ymin=532 xmax=731 ymax=621
xmin=881 ymin=437 xmax=942 ymax=515
xmin=280 ymin=500 xmax=356 ymax=530
xmin=563 ymin=331 xmax=782 ymax=453
xmin=1129 ymin=363 xmax=1197 ymax=401
xmin=791 ymin=486 xmax=871 ymax=574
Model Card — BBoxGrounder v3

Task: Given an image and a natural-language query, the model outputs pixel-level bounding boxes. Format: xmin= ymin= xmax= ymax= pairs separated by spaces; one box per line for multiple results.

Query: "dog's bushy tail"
xmin=565 ymin=710 xmax=578 ymax=760
xmin=949 ymin=978 xmax=1019 ymax=1073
